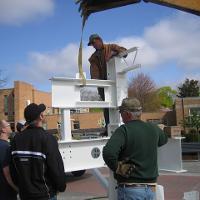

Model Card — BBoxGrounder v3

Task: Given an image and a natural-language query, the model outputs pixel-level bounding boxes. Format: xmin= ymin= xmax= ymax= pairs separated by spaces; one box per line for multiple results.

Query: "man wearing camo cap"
xmin=103 ymin=97 xmax=168 ymax=200
xmin=88 ymin=34 xmax=127 ymax=80
xmin=88 ymin=34 xmax=127 ymax=136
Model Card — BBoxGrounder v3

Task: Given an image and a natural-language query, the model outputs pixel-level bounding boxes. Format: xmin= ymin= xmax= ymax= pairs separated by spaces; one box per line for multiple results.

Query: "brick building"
xmin=0 ymin=81 xmax=104 ymax=131
xmin=2 ymin=81 xmax=198 ymax=133
xmin=141 ymin=110 xmax=176 ymax=126
xmin=0 ymin=81 xmax=57 ymax=130
xmin=175 ymin=97 xmax=200 ymax=126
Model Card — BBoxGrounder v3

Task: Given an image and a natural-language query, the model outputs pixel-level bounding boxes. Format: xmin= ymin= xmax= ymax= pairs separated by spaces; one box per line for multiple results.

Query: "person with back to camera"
xmin=103 ymin=98 xmax=168 ymax=200
xmin=10 ymin=103 xmax=66 ymax=200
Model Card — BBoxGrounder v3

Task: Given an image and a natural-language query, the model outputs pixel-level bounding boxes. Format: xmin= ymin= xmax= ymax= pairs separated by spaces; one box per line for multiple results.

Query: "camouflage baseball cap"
xmin=88 ymin=34 xmax=102 ymax=46
xmin=119 ymin=98 xmax=142 ymax=112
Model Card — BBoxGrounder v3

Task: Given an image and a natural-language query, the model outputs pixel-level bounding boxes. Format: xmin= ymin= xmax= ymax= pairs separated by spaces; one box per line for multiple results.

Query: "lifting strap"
xmin=78 ymin=17 xmax=86 ymax=85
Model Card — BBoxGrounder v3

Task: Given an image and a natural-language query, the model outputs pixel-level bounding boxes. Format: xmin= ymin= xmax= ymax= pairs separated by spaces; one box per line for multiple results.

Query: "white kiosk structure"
xmin=51 ymin=48 xmax=185 ymax=200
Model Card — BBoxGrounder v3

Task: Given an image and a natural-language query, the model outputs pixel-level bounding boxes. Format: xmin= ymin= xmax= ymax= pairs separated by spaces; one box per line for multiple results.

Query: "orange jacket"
xmin=89 ymin=44 xmax=126 ymax=80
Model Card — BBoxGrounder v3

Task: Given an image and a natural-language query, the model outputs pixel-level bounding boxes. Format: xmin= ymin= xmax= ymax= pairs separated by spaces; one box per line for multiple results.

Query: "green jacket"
xmin=103 ymin=120 xmax=168 ymax=183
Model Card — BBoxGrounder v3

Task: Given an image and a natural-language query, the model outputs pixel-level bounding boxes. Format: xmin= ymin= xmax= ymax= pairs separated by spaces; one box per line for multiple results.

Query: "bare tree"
xmin=0 ymin=70 xmax=7 ymax=88
xmin=128 ymin=73 xmax=160 ymax=112
xmin=80 ymin=87 xmax=100 ymax=101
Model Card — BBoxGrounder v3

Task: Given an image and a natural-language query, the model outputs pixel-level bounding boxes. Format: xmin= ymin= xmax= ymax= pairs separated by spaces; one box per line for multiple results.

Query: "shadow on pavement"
xmin=65 ymin=172 xmax=93 ymax=183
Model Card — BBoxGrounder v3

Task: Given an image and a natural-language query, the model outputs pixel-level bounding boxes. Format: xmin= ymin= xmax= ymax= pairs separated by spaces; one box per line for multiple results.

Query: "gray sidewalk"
xmin=57 ymin=161 xmax=200 ymax=200
xmin=58 ymin=193 xmax=107 ymax=200
xmin=160 ymin=161 xmax=200 ymax=176
xmin=183 ymin=161 xmax=200 ymax=174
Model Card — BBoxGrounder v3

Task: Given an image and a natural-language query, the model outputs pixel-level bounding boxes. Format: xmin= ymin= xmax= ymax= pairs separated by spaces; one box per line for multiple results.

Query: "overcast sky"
xmin=0 ymin=0 xmax=199 ymax=91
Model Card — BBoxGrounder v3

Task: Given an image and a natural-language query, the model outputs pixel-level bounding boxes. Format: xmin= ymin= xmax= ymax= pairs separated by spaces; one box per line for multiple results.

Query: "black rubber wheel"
xmin=71 ymin=170 xmax=86 ymax=177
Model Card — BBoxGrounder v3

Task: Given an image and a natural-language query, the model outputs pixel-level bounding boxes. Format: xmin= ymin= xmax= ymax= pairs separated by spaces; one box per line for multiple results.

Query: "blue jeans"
xmin=49 ymin=196 xmax=57 ymax=200
xmin=118 ymin=185 xmax=155 ymax=200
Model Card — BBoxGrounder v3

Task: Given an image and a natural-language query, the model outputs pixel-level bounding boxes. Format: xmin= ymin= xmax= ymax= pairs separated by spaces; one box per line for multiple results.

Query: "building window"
xmin=4 ymin=95 xmax=8 ymax=115
xmin=42 ymin=123 xmax=47 ymax=130
xmin=70 ymin=109 xmax=76 ymax=114
xmin=189 ymin=107 xmax=200 ymax=116
xmin=57 ymin=122 xmax=61 ymax=129
xmin=10 ymin=122 xmax=15 ymax=132
xmin=53 ymin=108 xmax=57 ymax=114
xmin=58 ymin=108 xmax=61 ymax=114
xmin=12 ymin=91 xmax=15 ymax=115
xmin=46 ymin=107 xmax=53 ymax=115
xmin=73 ymin=121 xmax=80 ymax=130
xmin=70 ymin=109 xmax=81 ymax=114
xmin=53 ymin=108 xmax=60 ymax=114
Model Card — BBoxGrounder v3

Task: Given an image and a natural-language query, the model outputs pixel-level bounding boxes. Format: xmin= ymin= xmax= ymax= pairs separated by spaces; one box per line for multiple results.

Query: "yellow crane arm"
xmin=145 ymin=0 xmax=200 ymax=16
xmin=76 ymin=0 xmax=200 ymax=19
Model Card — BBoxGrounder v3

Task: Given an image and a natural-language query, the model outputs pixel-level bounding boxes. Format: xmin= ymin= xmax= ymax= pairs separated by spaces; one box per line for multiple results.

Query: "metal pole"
xmin=91 ymin=168 xmax=109 ymax=192
xmin=181 ymin=98 xmax=186 ymax=133
xmin=61 ymin=109 xmax=72 ymax=141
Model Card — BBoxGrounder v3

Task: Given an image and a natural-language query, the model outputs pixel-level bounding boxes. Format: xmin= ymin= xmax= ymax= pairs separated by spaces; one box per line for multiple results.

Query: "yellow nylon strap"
xmin=78 ymin=18 xmax=86 ymax=85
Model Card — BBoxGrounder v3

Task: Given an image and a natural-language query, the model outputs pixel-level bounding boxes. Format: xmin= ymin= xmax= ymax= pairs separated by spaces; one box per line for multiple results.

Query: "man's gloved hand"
xmin=116 ymin=160 xmax=136 ymax=178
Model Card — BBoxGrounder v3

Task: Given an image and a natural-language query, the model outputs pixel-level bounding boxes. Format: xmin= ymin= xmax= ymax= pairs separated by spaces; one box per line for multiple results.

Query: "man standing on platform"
xmin=88 ymin=34 xmax=127 ymax=135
